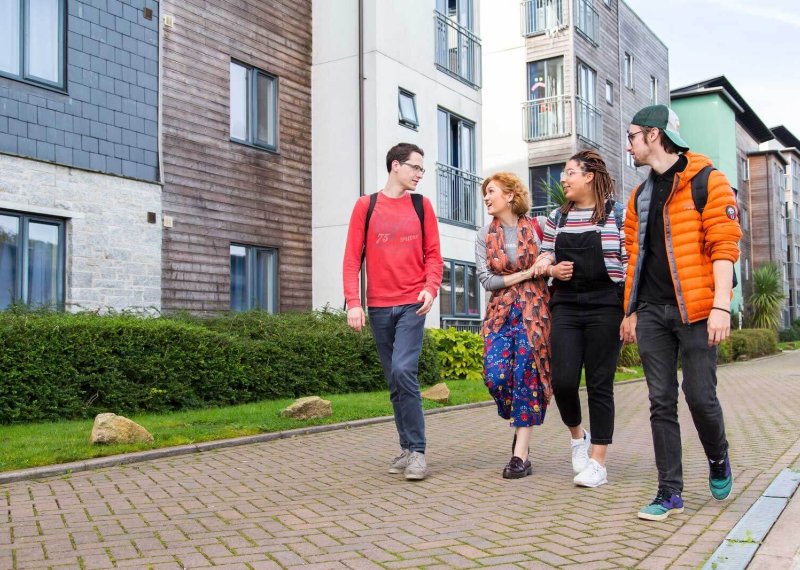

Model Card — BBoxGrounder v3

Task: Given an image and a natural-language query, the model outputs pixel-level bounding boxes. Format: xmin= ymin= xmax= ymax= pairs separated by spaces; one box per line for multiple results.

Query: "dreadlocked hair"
xmin=558 ymin=149 xmax=616 ymax=224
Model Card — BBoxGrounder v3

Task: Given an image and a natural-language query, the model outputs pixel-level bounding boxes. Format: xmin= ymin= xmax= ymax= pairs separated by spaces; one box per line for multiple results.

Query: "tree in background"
xmin=747 ymin=262 xmax=785 ymax=330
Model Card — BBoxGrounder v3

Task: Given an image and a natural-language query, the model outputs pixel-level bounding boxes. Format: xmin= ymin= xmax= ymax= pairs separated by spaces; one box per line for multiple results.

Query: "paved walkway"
xmin=1 ymin=351 xmax=800 ymax=569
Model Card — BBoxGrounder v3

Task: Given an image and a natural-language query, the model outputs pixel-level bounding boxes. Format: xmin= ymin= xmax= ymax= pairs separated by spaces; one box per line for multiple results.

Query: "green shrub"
xmin=0 ymin=309 xmax=440 ymax=424
xmin=717 ymin=338 xmax=733 ymax=364
xmin=427 ymin=328 xmax=483 ymax=382
xmin=617 ymin=343 xmax=642 ymax=367
xmin=778 ymin=326 xmax=800 ymax=343
xmin=730 ymin=328 xmax=778 ymax=359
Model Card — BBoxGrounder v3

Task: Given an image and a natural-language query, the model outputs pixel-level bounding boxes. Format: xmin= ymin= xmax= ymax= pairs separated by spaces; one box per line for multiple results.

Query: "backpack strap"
xmin=691 ymin=165 xmax=716 ymax=214
xmin=362 ymin=192 xmax=426 ymax=265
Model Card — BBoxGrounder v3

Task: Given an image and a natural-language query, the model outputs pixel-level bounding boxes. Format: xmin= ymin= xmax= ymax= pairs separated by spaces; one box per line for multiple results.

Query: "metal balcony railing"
xmin=520 ymin=0 xmax=565 ymax=36
xmin=522 ymin=95 xmax=571 ymax=141
xmin=440 ymin=317 xmax=482 ymax=333
xmin=573 ymin=0 xmax=600 ymax=46
xmin=576 ymin=97 xmax=602 ymax=147
xmin=436 ymin=163 xmax=481 ymax=227
xmin=434 ymin=11 xmax=482 ymax=89
xmin=530 ymin=204 xmax=559 ymax=218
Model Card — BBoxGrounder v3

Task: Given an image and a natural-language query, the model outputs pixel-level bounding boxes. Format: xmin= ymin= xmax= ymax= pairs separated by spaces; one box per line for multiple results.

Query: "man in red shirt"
xmin=343 ymin=143 xmax=443 ymax=481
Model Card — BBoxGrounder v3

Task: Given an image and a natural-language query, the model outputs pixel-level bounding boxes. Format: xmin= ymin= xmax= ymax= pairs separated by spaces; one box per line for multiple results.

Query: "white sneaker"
xmin=388 ymin=449 xmax=410 ymax=474
xmin=574 ymin=459 xmax=608 ymax=488
xmin=404 ymin=451 xmax=428 ymax=480
xmin=570 ymin=430 xmax=591 ymax=474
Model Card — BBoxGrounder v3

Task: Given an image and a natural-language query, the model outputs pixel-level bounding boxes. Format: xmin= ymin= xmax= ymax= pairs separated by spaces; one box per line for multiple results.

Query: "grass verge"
xmin=0 ymin=369 xmax=644 ymax=473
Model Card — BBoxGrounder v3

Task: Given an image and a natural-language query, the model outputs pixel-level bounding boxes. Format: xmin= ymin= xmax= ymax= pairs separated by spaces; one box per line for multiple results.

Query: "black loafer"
xmin=502 ymin=456 xmax=533 ymax=479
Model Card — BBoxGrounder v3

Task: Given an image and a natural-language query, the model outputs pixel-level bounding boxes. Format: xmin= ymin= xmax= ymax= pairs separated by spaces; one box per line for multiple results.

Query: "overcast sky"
xmin=623 ymin=0 xmax=800 ymax=139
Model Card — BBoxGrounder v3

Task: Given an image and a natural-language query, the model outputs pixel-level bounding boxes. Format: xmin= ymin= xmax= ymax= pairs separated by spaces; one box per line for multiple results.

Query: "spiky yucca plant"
xmin=747 ymin=262 xmax=785 ymax=330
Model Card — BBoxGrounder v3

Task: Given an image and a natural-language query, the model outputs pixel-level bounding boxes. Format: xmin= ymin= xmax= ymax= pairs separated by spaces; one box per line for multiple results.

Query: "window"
xmin=574 ymin=0 xmax=600 ymax=46
xmin=230 ymin=244 xmax=278 ymax=312
xmin=437 ymin=0 xmax=474 ymax=30
xmin=522 ymin=0 xmax=565 ymax=36
xmin=229 ymin=61 xmax=278 ymax=151
xmin=623 ymin=52 xmax=634 ymax=89
xmin=434 ymin=0 xmax=481 ymax=89
xmin=604 ymin=0 xmax=611 ymax=5
xmin=437 ymin=108 xmax=479 ymax=226
xmin=524 ymin=57 xmax=568 ymax=140
xmin=439 ymin=260 xmax=480 ymax=317
xmin=576 ymin=61 xmax=600 ymax=146
xmin=0 ymin=211 xmax=65 ymax=309
xmin=605 ymin=80 xmax=613 ymax=104
xmin=625 ymin=133 xmax=635 ymax=168
xmin=398 ymin=89 xmax=419 ymax=129
xmin=739 ymin=203 xmax=749 ymax=232
xmin=528 ymin=57 xmax=564 ymax=100
xmin=530 ymin=163 xmax=565 ymax=211
xmin=0 ymin=0 xmax=65 ymax=88
xmin=740 ymin=156 xmax=749 ymax=181
xmin=649 ymin=76 xmax=658 ymax=104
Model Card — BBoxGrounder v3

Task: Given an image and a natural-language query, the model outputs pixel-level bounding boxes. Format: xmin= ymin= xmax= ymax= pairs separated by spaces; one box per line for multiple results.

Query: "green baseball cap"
xmin=631 ymin=105 xmax=690 ymax=152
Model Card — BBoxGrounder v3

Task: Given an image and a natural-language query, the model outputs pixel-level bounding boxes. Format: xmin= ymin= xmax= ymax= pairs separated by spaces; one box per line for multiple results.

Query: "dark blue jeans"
xmin=368 ymin=303 xmax=426 ymax=453
xmin=636 ymin=302 xmax=728 ymax=492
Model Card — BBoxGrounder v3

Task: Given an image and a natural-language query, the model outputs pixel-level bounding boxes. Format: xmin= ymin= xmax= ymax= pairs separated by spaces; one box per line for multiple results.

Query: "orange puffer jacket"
xmin=623 ymin=152 xmax=741 ymax=324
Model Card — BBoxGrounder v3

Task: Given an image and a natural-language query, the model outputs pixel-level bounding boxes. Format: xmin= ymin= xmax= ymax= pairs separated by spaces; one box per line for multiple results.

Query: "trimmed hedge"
xmin=0 ymin=310 xmax=439 ymax=424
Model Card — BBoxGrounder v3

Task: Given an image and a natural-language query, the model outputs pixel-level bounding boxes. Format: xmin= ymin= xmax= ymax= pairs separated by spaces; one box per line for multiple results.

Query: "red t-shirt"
xmin=343 ymin=192 xmax=443 ymax=309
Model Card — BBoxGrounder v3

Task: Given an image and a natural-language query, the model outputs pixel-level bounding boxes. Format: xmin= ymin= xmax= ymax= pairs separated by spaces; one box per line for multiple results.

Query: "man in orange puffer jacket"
xmin=619 ymin=105 xmax=742 ymax=522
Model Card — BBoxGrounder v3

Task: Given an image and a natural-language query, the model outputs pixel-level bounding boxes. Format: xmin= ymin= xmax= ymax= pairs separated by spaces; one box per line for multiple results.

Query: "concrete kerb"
xmin=2 ymin=351 xmax=786 ymax=486
xmin=0 ymin=400 xmax=497 ymax=485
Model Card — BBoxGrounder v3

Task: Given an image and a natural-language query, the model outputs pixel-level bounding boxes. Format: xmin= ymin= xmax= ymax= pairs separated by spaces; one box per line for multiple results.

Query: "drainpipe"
xmin=358 ymin=0 xmax=366 ymax=305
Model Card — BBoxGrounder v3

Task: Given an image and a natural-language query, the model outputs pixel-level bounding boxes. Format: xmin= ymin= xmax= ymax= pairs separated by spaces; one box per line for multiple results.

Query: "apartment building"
xmin=482 ymin=0 xmax=668 ymax=213
xmin=768 ymin=126 xmax=800 ymax=323
xmin=158 ymin=0 xmax=312 ymax=314
xmin=0 ymin=0 xmax=162 ymax=312
xmin=312 ymin=0 xmax=483 ymax=330
xmin=671 ymin=76 xmax=775 ymax=317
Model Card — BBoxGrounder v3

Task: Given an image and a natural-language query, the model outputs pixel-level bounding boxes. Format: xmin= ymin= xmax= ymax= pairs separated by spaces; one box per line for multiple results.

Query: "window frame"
xmin=623 ymin=52 xmax=634 ymax=90
xmin=229 ymin=243 xmax=279 ymax=313
xmin=398 ymin=88 xmax=419 ymax=130
xmin=0 ymin=209 xmax=66 ymax=309
xmin=530 ymin=163 xmax=566 ymax=210
xmin=0 ymin=0 xmax=67 ymax=90
xmin=605 ymin=80 xmax=613 ymax=105
xmin=649 ymin=76 xmax=658 ymax=104
xmin=229 ymin=60 xmax=279 ymax=153
xmin=439 ymin=258 xmax=480 ymax=318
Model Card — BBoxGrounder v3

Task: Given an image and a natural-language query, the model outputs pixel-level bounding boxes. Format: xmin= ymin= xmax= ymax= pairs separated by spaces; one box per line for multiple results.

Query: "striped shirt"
xmin=540 ymin=206 xmax=628 ymax=283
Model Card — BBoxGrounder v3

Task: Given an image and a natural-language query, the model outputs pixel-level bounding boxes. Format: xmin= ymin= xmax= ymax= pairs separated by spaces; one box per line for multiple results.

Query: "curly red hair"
xmin=481 ymin=172 xmax=531 ymax=217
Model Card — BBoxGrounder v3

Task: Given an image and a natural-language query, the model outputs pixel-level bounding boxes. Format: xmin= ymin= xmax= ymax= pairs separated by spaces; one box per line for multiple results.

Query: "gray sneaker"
xmin=404 ymin=451 xmax=428 ymax=480
xmin=388 ymin=449 xmax=410 ymax=474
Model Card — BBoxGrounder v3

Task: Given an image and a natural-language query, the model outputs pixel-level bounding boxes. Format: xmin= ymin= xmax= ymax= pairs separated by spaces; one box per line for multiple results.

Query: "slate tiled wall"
xmin=0 ymin=0 xmax=159 ymax=182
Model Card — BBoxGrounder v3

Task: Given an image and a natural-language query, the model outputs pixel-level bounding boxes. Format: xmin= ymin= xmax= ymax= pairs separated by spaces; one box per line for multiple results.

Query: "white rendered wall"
xmin=313 ymin=0 xmax=483 ymax=326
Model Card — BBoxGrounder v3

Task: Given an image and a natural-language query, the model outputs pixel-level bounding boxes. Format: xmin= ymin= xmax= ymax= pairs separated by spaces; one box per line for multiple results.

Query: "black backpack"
xmin=361 ymin=192 xmax=425 ymax=265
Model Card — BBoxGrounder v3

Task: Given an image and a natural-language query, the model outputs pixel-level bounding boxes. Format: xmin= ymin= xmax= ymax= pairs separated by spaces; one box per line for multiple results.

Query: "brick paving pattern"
xmin=2 ymin=351 xmax=800 ymax=569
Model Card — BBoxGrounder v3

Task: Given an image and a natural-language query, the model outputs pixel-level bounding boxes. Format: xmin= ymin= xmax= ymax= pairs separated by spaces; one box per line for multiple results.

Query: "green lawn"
xmin=0 ymin=368 xmax=644 ymax=473
xmin=779 ymin=341 xmax=798 ymax=351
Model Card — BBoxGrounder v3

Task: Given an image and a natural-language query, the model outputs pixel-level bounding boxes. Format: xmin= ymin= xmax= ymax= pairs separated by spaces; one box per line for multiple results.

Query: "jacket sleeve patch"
xmin=725 ymin=205 xmax=737 ymax=220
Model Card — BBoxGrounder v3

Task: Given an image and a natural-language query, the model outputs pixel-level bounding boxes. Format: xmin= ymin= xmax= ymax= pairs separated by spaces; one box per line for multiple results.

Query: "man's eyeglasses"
xmin=401 ymin=162 xmax=426 ymax=175
xmin=559 ymin=169 xmax=586 ymax=181
xmin=627 ymin=130 xmax=645 ymax=144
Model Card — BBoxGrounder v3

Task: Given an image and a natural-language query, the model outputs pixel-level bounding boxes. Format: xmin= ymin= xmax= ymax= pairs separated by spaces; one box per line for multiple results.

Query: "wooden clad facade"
xmin=748 ymin=151 xmax=788 ymax=273
xmin=160 ymin=0 xmax=312 ymax=313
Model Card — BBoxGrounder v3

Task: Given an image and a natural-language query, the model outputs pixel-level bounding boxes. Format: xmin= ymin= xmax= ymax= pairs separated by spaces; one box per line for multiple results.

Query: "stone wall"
xmin=0 ymin=154 xmax=162 ymax=312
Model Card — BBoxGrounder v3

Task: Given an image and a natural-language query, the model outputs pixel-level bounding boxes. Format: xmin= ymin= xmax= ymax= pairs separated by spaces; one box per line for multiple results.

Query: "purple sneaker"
xmin=637 ymin=487 xmax=684 ymax=521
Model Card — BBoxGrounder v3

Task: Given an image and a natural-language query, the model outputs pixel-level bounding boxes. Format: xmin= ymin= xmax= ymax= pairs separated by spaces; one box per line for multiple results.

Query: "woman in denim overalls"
xmin=533 ymin=150 xmax=627 ymax=488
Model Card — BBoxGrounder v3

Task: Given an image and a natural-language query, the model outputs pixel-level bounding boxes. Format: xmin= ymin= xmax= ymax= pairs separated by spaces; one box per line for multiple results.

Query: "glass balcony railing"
xmin=436 ymin=163 xmax=481 ymax=227
xmin=520 ymin=0 xmax=565 ymax=36
xmin=573 ymin=0 xmax=600 ymax=46
xmin=522 ymin=95 xmax=571 ymax=141
xmin=440 ymin=317 xmax=482 ymax=333
xmin=434 ymin=11 xmax=482 ymax=89
xmin=576 ymin=96 xmax=603 ymax=147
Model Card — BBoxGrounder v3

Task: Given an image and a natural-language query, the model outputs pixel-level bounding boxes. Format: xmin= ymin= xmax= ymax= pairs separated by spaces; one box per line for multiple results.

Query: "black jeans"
xmin=550 ymin=294 xmax=623 ymax=445
xmin=636 ymin=302 xmax=728 ymax=492
xmin=368 ymin=303 xmax=427 ymax=453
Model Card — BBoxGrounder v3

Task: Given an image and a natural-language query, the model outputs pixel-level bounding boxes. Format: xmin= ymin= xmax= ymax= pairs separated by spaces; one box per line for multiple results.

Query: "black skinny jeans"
xmin=550 ymin=293 xmax=623 ymax=445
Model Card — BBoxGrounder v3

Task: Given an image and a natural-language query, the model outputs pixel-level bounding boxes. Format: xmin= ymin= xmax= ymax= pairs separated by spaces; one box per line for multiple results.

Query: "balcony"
xmin=531 ymin=204 xmax=558 ymax=218
xmin=576 ymin=97 xmax=603 ymax=147
xmin=788 ymin=218 xmax=800 ymax=237
xmin=436 ymin=163 xmax=481 ymax=227
xmin=573 ymin=0 xmax=600 ymax=46
xmin=520 ymin=0 xmax=565 ymax=36
xmin=522 ymin=95 xmax=571 ymax=142
xmin=441 ymin=317 xmax=482 ymax=333
xmin=434 ymin=11 xmax=482 ymax=89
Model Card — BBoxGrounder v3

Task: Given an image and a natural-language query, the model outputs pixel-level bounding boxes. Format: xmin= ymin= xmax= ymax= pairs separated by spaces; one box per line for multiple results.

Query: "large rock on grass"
xmin=281 ymin=396 xmax=332 ymax=420
xmin=421 ymin=383 xmax=450 ymax=404
xmin=91 ymin=413 xmax=154 ymax=444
